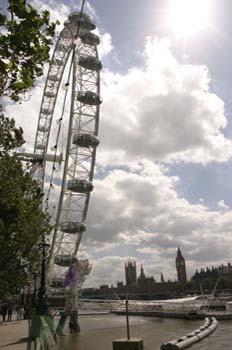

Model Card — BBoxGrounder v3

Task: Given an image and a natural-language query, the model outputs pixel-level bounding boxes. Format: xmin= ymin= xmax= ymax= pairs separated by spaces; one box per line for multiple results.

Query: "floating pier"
xmin=160 ymin=317 xmax=217 ymax=350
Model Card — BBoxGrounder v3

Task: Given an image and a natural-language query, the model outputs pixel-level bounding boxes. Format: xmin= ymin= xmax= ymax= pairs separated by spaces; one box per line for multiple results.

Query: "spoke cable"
xmin=44 ymin=0 xmax=86 ymax=215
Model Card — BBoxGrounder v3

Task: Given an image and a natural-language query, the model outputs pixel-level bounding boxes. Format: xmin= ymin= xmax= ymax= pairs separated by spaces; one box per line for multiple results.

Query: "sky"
xmin=3 ymin=0 xmax=232 ymax=288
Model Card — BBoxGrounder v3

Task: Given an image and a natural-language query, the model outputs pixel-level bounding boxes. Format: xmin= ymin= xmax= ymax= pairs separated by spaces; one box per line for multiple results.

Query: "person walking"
xmin=17 ymin=305 xmax=25 ymax=321
xmin=7 ymin=304 xmax=13 ymax=321
xmin=1 ymin=303 xmax=8 ymax=322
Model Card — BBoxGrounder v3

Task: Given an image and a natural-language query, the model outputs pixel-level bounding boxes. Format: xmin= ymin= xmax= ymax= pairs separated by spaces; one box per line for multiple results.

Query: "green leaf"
xmin=0 ymin=0 xmax=58 ymax=101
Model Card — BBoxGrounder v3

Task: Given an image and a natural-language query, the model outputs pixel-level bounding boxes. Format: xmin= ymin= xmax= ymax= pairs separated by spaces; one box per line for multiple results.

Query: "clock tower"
xmin=176 ymin=247 xmax=187 ymax=283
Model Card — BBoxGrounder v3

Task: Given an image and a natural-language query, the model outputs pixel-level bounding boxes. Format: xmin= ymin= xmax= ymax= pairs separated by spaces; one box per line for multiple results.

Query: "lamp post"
xmin=32 ymin=271 xmax=39 ymax=307
xmin=36 ymin=237 xmax=50 ymax=315
xmin=27 ymin=282 xmax=31 ymax=306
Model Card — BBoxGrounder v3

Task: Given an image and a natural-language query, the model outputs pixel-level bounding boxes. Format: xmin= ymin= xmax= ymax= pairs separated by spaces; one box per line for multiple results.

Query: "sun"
xmin=167 ymin=0 xmax=210 ymax=38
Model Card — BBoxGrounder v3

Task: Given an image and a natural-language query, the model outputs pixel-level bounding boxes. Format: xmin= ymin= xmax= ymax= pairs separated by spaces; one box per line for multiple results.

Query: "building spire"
xmin=176 ymin=246 xmax=187 ymax=284
xmin=177 ymin=246 xmax=182 ymax=257
xmin=161 ymin=272 xmax=165 ymax=283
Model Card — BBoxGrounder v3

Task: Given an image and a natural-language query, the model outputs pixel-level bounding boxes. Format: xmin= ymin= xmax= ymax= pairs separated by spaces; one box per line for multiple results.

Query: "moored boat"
xmin=113 ymin=295 xmax=232 ymax=320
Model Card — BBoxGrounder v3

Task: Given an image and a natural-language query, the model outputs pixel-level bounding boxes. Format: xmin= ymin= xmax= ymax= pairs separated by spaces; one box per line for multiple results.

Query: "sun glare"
xmin=168 ymin=0 xmax=210 ymax=38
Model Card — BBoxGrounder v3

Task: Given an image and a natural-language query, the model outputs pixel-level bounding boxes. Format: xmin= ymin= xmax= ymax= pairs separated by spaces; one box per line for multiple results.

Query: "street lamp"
xmin=36 ymin=237 xmax=50 ymax=315
xmin=32 ymin=271 xmax=39 ymax=307
xmin=27 ymin=282 xmax=31 ymax=305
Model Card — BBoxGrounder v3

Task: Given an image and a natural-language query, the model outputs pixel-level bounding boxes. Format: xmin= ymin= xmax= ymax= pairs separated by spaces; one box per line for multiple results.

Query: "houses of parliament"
xmin=82 ymin=247 xmax=232 ymax=299
xmin=124 ymin=246 xmax=187 ymax=292
xmin=82 ymin=247 xmax=188 ymax=299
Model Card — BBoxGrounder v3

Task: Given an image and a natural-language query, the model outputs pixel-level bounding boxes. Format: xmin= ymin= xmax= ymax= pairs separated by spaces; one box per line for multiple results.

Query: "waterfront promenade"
xmin=0 ymin=319 xmax=29 ymax=350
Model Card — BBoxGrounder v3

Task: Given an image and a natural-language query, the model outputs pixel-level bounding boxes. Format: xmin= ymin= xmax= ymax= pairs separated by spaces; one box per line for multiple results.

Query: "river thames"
xmin=56 ymin=314 xmax=231 ymax=350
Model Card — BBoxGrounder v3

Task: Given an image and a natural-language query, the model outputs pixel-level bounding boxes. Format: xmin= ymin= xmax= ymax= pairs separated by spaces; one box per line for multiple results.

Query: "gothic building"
xmin=125 ymin=261 xmax=137 ymax=287
xmin=161 ymin=273 xmax=165 ymax=283
xmin=192 ymin=263 xmax=232 ymax=282
xmin=137 ymin=265 xmax=156 ymax=291
xmin=176 ymin=247 xmax=187 ymax=283
xmin=137 ymin=265 xmax=146 ymax=288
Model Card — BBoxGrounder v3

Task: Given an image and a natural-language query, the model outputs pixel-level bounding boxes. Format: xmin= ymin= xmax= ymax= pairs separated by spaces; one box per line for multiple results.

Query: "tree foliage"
xmin=0 ymin=111 xmax=51 ymax=298
xmin=0 ymin=109 xmax=24 ymax=155
xmin=0 ymin=0 xmax=59 ymax=101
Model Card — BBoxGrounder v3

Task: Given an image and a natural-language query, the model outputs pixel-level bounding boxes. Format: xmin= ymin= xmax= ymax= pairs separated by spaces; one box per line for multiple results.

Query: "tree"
xmin=0 ymin=0 xmax=59 ymax=101
xmin=0 ymin=109 xmax=24 ymax=154
xmin=0 ymin=1 xmax=56 ymax=298
xmin=0 ymin=110 xmax=51 ymax=298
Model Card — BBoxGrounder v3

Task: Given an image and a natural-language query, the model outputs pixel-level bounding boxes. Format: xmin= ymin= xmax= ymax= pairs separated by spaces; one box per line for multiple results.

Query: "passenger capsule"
xmin=54 ymin=255 xmax=77 ymax=267
xmin=78 ymin=55 xmax=102 ymax=71
xmin=68 ymin=12 xmax=96 ymax=31
xmin=49 ymin=278 xmax=66 ymax=288
xmin=79 ymin=32 xmax=100 ymax=46
xmin=73 ymin=133 xmax=99 ymax=148
xmin=67 ymin=179 xmax=93 ymax=193
xmin=77 ymin=91 xmax=102 ymax=106
xmin=60 ymin=221 xmax=86 ymax=234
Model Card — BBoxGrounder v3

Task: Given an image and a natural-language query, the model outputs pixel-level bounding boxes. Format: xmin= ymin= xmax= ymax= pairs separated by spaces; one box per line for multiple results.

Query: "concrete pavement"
xmin=0 ymin=319 xmax=29 ymax=350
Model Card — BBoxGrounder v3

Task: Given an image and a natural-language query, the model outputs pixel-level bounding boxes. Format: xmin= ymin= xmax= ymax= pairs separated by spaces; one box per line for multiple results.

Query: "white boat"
xmin=78 ymin=299 xmax=122 ymax=312
xmin=113 ymin=295 xmax=232 ymax=320
xmin=49 ymin=295 xmax=232 ymax=319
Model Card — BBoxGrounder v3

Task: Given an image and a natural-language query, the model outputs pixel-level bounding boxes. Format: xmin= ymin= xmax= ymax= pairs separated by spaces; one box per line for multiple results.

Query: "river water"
xmin=56 ymin=314 xmax=232 ymax=350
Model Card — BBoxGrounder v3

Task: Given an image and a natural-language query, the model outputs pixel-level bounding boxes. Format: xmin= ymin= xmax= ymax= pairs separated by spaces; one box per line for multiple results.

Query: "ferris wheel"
xmin=29 ymin=10 xmax=101 ymax=328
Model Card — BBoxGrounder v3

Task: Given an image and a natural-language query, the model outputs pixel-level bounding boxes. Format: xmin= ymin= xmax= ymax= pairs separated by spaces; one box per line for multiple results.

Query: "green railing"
xmin=30 ymin=315 xmax=57 ymax=350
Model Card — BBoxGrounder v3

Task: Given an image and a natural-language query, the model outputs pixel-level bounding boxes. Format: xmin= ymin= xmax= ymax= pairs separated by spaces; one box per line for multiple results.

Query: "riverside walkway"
xmin=0 ymin=319 xmax=29 ymax=350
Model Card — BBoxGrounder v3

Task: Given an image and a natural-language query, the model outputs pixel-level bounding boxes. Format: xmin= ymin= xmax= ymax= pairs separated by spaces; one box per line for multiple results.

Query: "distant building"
xmin=125 ymin=260 xmax=137 ymax=287
xmin=99 ymin=284 xmax=109 ymax=291
xmin=137 ymin=265 xmax=155 ymax=291
xmin=176 ymin=247 xmax=187 ymax=283
xmin=82 ymin=258 xmax=181 ymax=299
xmin=117 ymin=282 xmax=124 ymax=288
xmin=161 ymin=273 xmax=165 ymax=283
xmin=192 ymin=263 xmax=232 ymax=282
xmin=138 ymin=265 xmax=146 ymax=289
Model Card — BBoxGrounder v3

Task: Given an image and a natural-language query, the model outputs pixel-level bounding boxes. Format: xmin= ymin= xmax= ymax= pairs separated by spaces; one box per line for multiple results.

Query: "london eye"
xmin=25 ymin=9 xmax=102 ymax=332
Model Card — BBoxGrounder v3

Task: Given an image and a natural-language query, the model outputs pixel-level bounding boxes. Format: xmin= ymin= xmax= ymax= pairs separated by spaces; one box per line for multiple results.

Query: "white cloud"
xmin=99 ymin=37 xmax=232 ymax=166
xmin=98 ymin=32 xmax=114 ymax=58
xmin=5 ymin=85 xmax=44 ymax=151
xmin=85 ymin=256 xmax=130 ymax=287
xmin=217 ymin=200 xmax=229 ymax=211
xmin=31 ymin=0 xmax=70 ymax=26
xmin=81 ymin=160 xmax=232 ymax=285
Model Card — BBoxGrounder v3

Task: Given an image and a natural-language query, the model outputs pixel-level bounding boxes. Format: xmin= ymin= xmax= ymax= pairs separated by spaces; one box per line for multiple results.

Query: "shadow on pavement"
xmin=0 ymin=337 xmax=29 ymax=348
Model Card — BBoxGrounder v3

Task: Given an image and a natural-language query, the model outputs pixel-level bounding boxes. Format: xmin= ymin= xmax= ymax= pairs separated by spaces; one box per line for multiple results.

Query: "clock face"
xmin=177 ymin=260 xmax=185 ymax=267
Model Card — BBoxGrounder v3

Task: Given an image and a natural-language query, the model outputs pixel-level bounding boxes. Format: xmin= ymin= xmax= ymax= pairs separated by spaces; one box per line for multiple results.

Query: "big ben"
xmin=176 ymin=247 xmax=187 ymax=283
